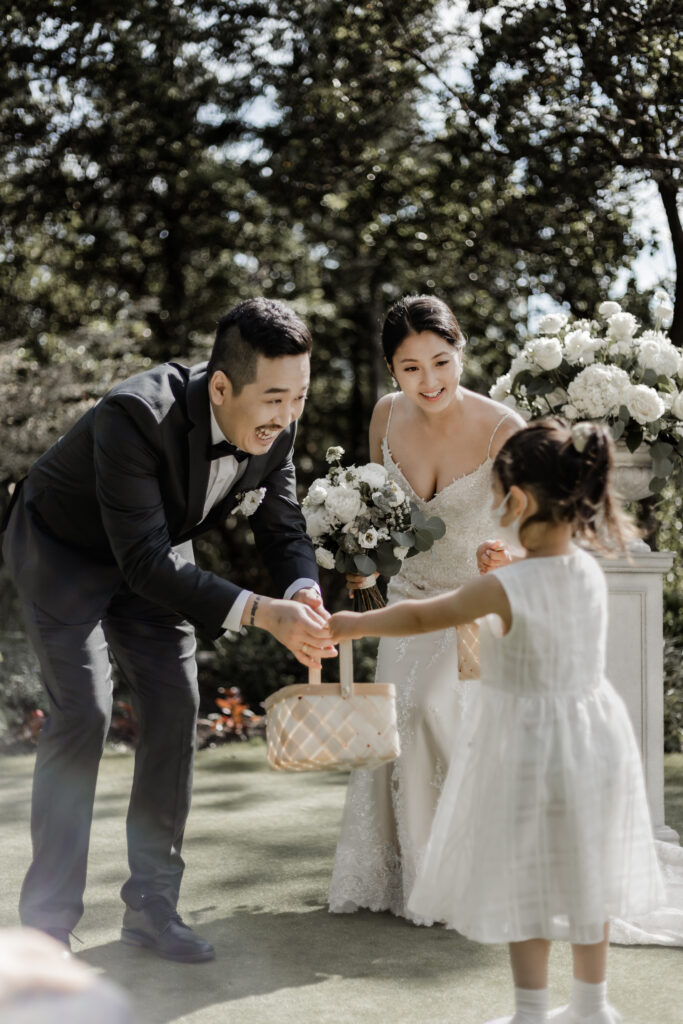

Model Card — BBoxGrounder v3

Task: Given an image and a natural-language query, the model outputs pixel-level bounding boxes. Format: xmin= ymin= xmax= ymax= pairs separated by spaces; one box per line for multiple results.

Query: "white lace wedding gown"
xmin=328 ymin=407 xmax=511 ymax=923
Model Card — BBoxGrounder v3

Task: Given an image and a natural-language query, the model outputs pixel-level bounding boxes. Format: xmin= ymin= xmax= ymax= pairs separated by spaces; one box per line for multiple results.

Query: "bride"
xmin=328 ymin=294 xmax=523 ymax=923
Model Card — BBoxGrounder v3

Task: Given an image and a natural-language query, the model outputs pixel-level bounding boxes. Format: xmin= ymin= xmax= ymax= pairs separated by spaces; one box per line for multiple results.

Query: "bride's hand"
xmin=476 ymin=540 xmax=511 ymax=574
xmin=345 ymin=571 xmax=379 ymax=599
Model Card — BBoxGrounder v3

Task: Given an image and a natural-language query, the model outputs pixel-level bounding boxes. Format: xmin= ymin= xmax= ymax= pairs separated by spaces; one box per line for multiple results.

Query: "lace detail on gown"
xmin=328 ymin=419 xmax=502 ymax=923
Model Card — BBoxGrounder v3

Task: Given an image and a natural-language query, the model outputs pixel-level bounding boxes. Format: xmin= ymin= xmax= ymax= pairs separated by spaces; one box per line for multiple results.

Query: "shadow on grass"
xmin=79 ymin=906 xmax=486 ymax=1024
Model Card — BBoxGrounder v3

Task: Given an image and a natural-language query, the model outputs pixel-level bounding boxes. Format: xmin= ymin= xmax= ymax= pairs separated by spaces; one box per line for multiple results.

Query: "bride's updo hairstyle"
xmin=381 ymin=295 xmax=465 ymax=368
xmin=492 ymin=417 xmax=637 ymax=554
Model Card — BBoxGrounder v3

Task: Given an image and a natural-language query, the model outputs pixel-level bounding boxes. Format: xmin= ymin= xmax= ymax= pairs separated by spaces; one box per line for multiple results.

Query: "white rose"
xmin=355 ymin=463 xmax=387 ymax=489
xmin=509 ymin=353 xmax=534 ymax=377
xmin=537 ymin=312 xmax=568 ymax=335
xmin=306 ymin=478 xmax=329 ymax=505
xmin=566 ymin=364 xmax=631 ymax=419
xmin=564 ymin=329 xmax=600 ymax=366
xmin=562 ymin=403 xmax=580 ymax=421
xmin=489 ymin=372 xmax=512 ymax=402
xmin=324 ymin=485 xmax=362 ymax=524
xmin=625 ymin=384 xmax=665 ymax=426
xmin=393 ymin=545 xmax=410 ymax=561
xmin=637 ymin=333 xmax=681 ymax=378
xmin=670 ymin=392 xmax=683 ymax=419
xmin=304 ymin=506 xmax=332 ymax=539
xmin=358 ymin=526 xmax=379 ymax=549
xmin=315 ymin=547 xmax=336 ymax=570
xmin=653 ymin=291 xmax=674 ymax=323
xmin=607 ymin=311 xmax=638 ymax=342
xmin=598 ymin=300 xmax=621 ymax=318
xmin=528 ymin=336 xmax=563 ymax=371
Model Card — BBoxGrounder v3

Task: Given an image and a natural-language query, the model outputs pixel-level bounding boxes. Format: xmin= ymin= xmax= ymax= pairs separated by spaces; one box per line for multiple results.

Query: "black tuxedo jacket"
xmin=3 ymin=361 xmax=318 ymax=638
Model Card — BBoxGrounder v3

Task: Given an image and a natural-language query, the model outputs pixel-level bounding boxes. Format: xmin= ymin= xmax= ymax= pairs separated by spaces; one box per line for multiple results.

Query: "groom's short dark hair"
xmin=208 ymin=298 xmax=312 ymax=394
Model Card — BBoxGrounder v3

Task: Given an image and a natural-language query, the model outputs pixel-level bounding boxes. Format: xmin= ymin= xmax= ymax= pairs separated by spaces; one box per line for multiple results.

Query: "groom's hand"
xmin=244 ymin=594 xmax=336 ymax=668
xmin=291 ymin=586 xmax=327 ymax=616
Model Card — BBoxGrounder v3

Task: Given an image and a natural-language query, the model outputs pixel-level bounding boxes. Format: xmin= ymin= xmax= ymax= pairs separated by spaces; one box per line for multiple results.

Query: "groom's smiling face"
xmin=209 ymin=352 xmax=310 ymax=455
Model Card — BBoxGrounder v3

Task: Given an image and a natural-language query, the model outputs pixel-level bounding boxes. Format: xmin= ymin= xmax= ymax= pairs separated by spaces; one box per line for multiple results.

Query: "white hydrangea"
xmin=358 ymin=526 xmax=380 ymax=549
xmin=671 ymin=392 xmax=683 ymax=420
xmin=393 ymin=545 xmax=410 ymax=561
xmin=306 ymin=478 xmax=329 ymax=506
xmin=489 ymin=371 xmax=512 ymax=402
xmin=607 ymin=311 xmax=639 ymax=342
xmin=562 ymin=403 xmax=580 ymax=421
xmin=598 ymin=300 xmax=621 ymax=318
xmin=566 ymin=364 xmax=631 ymax=419
xmin=324 ymin=485 xmax=362 ymax=524
xmin=303 ymin=506 xmax=333 ymax=539
xmin=527 ymin=336 xmax=563 ymax=371
xmin=637 ymin=332 xmax=681 ymax=378
xmin=625 ymin=384 xmax=666 ymax=426
xmin=355 ymin=463 xmax=388 ymax=489
xmin=563 ymin=329 xmax=601 ymax=366
xmin=314 ymin=547 xmax=336 ymax=570
xmin=537 ymin=312 xmax=568 ymax=335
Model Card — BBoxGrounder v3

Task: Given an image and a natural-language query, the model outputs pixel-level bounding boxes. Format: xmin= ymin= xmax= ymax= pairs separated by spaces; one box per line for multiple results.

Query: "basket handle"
xmin=308 ymin=639 xmax=353 ymax=697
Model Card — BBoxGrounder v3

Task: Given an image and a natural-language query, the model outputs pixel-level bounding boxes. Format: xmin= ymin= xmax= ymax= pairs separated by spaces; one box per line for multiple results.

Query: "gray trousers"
xmin=16 ymin=585 xmax=198 ymax=932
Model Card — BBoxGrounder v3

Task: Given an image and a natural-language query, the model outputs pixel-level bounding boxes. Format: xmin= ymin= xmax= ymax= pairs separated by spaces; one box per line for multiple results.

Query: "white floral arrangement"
xmin=489 ymin=292 xmax=683 ymax=492
xmin=231 ymin=488 xmax=266 ymax=517
xmin=302 ymin=446 xmax=445 ymax=608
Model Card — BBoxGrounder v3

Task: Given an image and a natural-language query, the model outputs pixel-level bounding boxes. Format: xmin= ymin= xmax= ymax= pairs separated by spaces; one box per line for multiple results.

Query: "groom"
xmin=2 ymin=297 xmax=333 ymax=962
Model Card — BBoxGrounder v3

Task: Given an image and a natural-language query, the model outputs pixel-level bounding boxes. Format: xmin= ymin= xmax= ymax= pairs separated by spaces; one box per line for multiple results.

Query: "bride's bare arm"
xmin=368 ymin=394 xmax=394 ymax=465
xmin=329 ymin=574 xmax=511 ymax=641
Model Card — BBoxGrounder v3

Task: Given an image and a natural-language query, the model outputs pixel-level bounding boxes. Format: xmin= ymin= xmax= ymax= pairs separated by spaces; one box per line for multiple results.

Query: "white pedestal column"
xmin=599 ymin=549 xmax=679 ymax=844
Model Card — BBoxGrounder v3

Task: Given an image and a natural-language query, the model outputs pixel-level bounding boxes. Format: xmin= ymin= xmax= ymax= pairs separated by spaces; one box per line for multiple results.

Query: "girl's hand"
xmin=328 ymin=611 xmax=365 ymax=642
xmin=476 ymin=540 xmax=511 ymax=574
xmin=345 ymin=571 xmax=379 ymax=600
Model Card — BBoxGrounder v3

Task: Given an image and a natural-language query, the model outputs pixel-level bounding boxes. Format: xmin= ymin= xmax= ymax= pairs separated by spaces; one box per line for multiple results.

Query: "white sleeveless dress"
xmin=408 ymin=549 xmax=666 ymax=944
xmin=328 ymin=404 xmax=512 ymax=923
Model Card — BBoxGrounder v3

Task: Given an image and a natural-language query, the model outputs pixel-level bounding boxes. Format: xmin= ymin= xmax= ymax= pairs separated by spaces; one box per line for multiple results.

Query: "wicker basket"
xmin=264 ymin=640 xmax=400 ymax=772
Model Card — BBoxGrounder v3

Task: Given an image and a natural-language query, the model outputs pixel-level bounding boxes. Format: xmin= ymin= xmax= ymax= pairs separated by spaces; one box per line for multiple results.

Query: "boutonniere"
xmin=231 ymin=487 xmax=266 ymax=517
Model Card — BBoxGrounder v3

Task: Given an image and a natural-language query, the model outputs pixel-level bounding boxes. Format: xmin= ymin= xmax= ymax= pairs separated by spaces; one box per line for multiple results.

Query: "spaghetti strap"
xmin=486 ymin=411 xmax=515 ymax=459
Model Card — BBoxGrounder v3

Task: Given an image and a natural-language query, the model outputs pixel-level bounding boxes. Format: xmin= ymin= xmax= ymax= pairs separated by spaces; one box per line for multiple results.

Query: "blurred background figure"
xmin=0 ymin=927 xmax=136 ymax=1024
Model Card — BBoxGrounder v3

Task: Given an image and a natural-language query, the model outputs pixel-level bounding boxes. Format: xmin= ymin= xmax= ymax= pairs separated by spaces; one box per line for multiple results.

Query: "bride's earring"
xmin=392 ymin=377 xmax=399 ymax=390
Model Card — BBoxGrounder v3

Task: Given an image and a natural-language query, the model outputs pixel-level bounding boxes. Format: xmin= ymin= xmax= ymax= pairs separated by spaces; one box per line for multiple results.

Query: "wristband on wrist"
xmin=249 ymin=594 xmax=261 ymax=627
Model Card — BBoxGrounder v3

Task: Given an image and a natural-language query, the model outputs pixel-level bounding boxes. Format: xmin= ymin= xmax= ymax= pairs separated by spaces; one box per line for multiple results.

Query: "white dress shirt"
xmin=202 ymin=409 xmax=319 ymax=633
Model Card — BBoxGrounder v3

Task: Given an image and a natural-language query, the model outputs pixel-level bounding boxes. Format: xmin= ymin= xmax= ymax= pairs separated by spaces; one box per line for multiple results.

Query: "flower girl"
xmin=327 ymin=419 xmax=664 ymax=1024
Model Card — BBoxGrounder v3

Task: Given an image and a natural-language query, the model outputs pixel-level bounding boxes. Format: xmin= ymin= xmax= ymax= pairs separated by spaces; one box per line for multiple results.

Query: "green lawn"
xmin=0 ymin=746 xmax=681 ymax=1024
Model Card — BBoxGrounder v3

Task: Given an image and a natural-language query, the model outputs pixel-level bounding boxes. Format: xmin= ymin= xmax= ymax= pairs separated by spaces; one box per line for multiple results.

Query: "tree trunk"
xmin=657 ymin=176 xmax=683 ymax=347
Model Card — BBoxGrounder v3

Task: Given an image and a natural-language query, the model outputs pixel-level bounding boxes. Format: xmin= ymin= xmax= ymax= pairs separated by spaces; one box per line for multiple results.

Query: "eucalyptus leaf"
xmin=353 ymin=553 xmax=377 ymax=575
xmin=424 ymin=515 xmax=446 ymax=539
xmin=641 ymin=368 xmax=658 ymax=387
xmin=618 ymin=405 xmax=631 ymax=423
xmin=413 ymin=528 xmax=434 ymax=552
xmin=652 ymin=458 xmax=674 ymax=478
xmin=648 ymin=477 xmax=667 ymax=493
xmin=526 ymin=376 xmax=557 ymax=397
xmin=391 ymin=530 xmax=414 ymax=547
xmin=650 ymin=441 xmax=674 ymax=459
xmin=610 ymin=420 xmax=625 ymax=441
xmin=625 ymin=424 xmax=644 ymax=453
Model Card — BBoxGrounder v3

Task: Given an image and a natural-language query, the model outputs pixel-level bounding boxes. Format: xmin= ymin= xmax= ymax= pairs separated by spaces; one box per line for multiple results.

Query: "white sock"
xmin=548 ymin=979 xmax=621 ymax=1023
xmin=486 ymin=986 xmax=548 ymax=1023
xmin=571 ymin=980 xmax=607 ymax=1017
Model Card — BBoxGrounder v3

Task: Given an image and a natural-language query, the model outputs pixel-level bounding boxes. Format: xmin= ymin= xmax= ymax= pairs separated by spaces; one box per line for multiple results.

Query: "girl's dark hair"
xmin=382 ymin=295 xmax=464 ymax=366
xmin=208 ymin=298 xmax=312 ymax=394
xmin=492 ymin=417 xmax=638 ymax=554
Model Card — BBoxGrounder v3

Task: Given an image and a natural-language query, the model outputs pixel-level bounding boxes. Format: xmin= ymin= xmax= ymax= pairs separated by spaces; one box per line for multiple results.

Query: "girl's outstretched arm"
xmin=327 ymin=573 xmax=511 ymax=642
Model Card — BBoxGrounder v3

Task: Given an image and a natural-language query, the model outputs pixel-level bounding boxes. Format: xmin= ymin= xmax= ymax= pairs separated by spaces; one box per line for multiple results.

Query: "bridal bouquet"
xmin=302 ymin=446 xmax=446 ymax=610
xmin=489 ymin=293 xmax=683 ymax=492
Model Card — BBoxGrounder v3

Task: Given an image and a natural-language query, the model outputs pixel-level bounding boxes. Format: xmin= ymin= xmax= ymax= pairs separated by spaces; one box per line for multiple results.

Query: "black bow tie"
xmin=207 ymin=440 xmax=250 ymax=462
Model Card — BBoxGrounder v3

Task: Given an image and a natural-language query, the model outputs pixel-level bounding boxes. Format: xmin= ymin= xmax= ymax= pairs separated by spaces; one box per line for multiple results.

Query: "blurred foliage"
xmin=0 ymin=1 xmax=681 ymax=729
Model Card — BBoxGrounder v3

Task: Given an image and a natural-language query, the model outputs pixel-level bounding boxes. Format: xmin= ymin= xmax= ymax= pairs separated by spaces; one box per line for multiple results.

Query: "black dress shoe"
xmin=121 ymin=903 xmax=214 ymax=963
